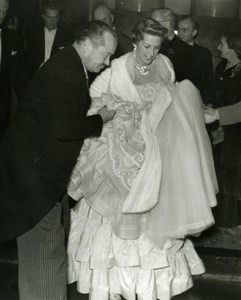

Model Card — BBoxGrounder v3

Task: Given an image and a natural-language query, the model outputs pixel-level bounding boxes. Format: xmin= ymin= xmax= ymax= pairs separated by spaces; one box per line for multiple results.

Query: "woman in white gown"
xmin=67 ymin=18 xmax=218 ymax=300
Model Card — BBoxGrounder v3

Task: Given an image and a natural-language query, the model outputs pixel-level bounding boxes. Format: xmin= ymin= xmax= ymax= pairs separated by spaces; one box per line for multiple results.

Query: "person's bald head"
xmin=0 ymin=0 xmax=9 ymax=26
xmin=93 ymin=5 xmax=114 ymax=29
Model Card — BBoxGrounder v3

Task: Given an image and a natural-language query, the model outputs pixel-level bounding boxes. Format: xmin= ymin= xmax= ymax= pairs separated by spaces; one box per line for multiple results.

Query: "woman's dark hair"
xmin=223 ymin=32 xmax=241 ymax=59
xmin=75 ymin=20 xmax=117 ymax=47
xmin=132 ymin=17 xmax=168 ymax=44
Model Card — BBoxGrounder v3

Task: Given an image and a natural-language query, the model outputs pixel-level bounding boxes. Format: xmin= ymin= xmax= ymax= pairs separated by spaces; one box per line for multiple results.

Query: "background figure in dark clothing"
xmin=207 ymin=32 xmax=241 ymax=228
xmin=177 ymin=15 xmax=213 ymax=104
xmin=93 ymin=4 xmax=133 ymax=58
xmin=151 ymin=8 xmax=193 ymax=82
xmin=0 ymin=20 xmax=116 ymax=299
xmin=89 ymin=4 xmax=133 ymax=84
xmin=0 ymin=0 xmax=25 ymax=140
xmin=25 ymin=0 xmax=74 ymax=79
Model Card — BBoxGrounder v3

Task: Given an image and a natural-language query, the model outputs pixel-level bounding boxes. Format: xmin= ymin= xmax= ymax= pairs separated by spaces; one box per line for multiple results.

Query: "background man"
xmin=0 ymin=20 xmax=116 ymax=300
xmin=89 ymin=4 xmax=133 ymax=84
xmin=0 ymin=0 xmax=24 ymax=139
xmin=177 ymin=15 xmax=213 ymax=103
xmin=25 ymin=0 xmax=73 ymax=79
xmin=93 ymin=4 xmax=133 ymax=58
xmin=151 ymin=8 xmax=193 ymax=82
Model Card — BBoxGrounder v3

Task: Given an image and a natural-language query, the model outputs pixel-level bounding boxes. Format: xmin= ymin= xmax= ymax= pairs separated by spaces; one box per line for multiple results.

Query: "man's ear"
xmin=192 ymin=29 xmax=198 ymax=38
xmin=83 ymin=38 xmax=93 ymax=54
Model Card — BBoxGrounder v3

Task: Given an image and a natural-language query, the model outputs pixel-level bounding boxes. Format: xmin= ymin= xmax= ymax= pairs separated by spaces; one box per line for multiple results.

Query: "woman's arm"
xmin=218 ymin=101 xmax=241 ymax=125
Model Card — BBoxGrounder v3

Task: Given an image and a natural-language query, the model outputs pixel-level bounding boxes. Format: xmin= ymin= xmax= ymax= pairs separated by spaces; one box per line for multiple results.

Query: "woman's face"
xmin=135 ymin=33 xmax=162 ymax=66
xmin=217 ymin=36 xmax=232 ymax=60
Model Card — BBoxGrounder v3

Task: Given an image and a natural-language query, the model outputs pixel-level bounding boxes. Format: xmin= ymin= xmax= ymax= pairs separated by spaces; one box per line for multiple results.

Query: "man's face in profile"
xmin=85 ymin=31 xmax=117 ymax=73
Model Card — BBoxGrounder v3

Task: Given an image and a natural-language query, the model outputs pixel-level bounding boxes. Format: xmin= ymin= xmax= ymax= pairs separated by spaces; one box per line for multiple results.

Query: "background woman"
xmin=207 ymin=32 xmax=241 ymax=228
xmin=67 ymin=18 xmax=217 ymax=300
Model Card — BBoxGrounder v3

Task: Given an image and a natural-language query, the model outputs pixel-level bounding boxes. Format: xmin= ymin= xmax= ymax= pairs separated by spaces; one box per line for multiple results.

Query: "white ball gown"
xmin=67 ymin=53 xmax=218 ymax=300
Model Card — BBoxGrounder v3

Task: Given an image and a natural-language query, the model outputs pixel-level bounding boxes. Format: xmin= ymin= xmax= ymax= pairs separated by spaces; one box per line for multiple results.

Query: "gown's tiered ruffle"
xmin=68 ymin=200 xmax=205 ymax=300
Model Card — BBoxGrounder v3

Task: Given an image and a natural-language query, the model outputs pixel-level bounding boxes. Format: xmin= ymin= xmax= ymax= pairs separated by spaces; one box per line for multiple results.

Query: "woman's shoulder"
xmin=157 ymin=53 xmax=173 ymax=65
xmin=215 ymin=60 xmax=241 ymax=79
xmin=111 ymin=52 xmax=131 ymax=66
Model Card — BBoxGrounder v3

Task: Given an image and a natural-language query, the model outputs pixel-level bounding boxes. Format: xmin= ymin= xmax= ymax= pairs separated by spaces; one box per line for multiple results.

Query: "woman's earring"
xmin=133 ymin=45 xmax=137 ymax=51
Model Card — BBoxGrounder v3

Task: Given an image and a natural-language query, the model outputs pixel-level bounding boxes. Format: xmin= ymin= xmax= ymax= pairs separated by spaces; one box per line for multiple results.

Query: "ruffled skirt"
xmin=67 ymin=199 xmax=205 ymax=300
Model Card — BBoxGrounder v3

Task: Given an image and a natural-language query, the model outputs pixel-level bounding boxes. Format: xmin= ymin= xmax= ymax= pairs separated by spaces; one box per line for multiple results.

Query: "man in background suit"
xmin=25 ymin=0 xmax=73 ymax=79
xmin=177 ymin=15 xmax=213 ymax=104
xmin=151 ymin=8 xmax=193 ymax=82
xmin=0 ymin=0 xmax=24 ymax=139
xmin=0 ymin=21 xmax=117 ymax=299
xmin=89 ymin=4 xmax=133 ymax=84
xmin=93 ymin=4 xmax=133 ymax=59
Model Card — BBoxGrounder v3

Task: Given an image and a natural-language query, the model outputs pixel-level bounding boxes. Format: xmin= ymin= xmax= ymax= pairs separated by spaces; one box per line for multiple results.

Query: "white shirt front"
xmin=188 ymin=41 xmax=194 ymax=46
xmin=44 ymin=27 xmax=57 ymax=63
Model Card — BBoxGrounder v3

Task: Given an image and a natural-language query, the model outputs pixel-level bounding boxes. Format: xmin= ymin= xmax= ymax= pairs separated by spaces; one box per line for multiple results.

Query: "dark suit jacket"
xmin=190 ymin=43 xmax=213 ymax=104
xmin=160 ymin=35 xmax=193 ymax=82
xmin=160 ymin=36 xmax=213 ymax=103
xmin=0 ymin=26 xmax=25 ymax=140
xmin=0 ymin=45 xmax=103 ymax=242
xmin=25 ymin=25 xmax=73 ymax=79
xmin=113 ymin=28 xmax=133 ymax=59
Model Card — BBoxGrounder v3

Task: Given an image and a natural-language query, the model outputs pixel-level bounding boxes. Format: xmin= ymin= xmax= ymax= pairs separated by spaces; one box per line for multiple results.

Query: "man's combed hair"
xmin=151 ymin=8 xmax=176 ymax=28
xmin=132 ymin=17 xmax=167 ymax=44
xmin=75 ymin=20 xmax=116 ymax=46
xmin=42 ymin=0 xmax=61 ymax=14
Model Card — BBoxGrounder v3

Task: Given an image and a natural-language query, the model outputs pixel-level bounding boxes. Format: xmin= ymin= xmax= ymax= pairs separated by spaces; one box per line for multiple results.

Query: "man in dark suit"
xmin=25 ymin=0 xmax=73 ymax=79
xmin=0 ymin=20 xmax=117 ymax=300
xmin=177 ymin=15 xmax=213 ymax=104
xmin=151 ymin=8 xmax=193 ymax=82
xmin=0 ymin=0 xmax=25 ymax=139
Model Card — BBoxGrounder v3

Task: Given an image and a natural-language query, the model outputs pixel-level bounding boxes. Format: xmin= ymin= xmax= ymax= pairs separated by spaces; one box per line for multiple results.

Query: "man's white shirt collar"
xmin=44 ymin=27 xmax=57 ymax=35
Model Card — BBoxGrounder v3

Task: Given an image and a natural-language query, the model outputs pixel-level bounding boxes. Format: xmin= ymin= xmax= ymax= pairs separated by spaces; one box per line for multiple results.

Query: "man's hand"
xmin=97 ymin=106 xmax=116 ymax=124
xmin=204 ymin=106 xmax=219 ymax=124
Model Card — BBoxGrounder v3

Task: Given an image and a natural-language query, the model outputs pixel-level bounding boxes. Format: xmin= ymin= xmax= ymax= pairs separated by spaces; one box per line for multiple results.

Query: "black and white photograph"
xmin=0 ymin=0 xmax=241 ymax=299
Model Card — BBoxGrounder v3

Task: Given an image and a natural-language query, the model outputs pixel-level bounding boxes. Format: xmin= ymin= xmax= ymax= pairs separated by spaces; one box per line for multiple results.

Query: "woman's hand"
xmin=204 ymin=106 xmax=220 ymax=124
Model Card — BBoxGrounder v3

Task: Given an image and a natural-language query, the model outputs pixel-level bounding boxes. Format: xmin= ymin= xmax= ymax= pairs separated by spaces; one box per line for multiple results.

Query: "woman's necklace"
xmin=135 ymin=60 xmax=155 ymax=76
